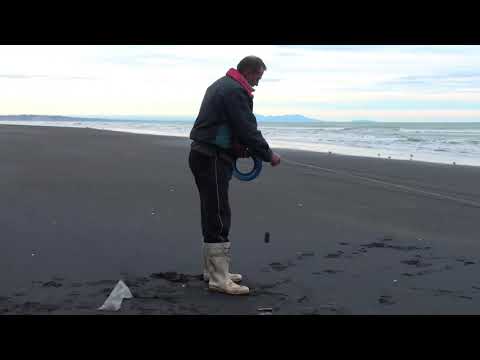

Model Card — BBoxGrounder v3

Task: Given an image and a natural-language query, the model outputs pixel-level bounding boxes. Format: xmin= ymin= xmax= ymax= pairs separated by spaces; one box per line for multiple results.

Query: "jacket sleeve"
xmin=222 ymin=89 xmax=273 ymax=163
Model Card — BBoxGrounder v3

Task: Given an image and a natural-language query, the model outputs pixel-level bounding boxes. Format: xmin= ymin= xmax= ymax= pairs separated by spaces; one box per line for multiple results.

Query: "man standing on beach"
xmin=189 ymin=56 xmax=281 ymax=295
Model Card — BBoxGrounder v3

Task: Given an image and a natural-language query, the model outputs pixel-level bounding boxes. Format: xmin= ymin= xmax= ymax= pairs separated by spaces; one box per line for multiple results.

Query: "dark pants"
xmin=189 ymin=149 xmax=233 ymax=243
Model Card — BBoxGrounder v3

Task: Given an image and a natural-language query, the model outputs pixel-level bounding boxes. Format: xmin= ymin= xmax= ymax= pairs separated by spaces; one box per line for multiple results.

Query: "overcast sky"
xmin=1 ymin=45 xmax=480 ymax=122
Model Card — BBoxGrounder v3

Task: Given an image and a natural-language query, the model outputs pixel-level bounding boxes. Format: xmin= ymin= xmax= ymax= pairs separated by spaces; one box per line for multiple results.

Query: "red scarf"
xmin=226 ymin=68 xmax=254 ymax=98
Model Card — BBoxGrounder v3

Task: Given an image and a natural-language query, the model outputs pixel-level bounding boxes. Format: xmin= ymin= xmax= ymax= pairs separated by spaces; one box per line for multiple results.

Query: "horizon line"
xmin=1 ymin=114 xmax=480 ymax=123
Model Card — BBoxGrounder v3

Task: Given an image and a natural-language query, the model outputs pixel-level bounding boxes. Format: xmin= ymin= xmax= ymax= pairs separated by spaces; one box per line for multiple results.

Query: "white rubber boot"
xmin=203 ymin=243 xmax=242 ymax=283
xmin=205 ymin=242 xmax=249 ymax=295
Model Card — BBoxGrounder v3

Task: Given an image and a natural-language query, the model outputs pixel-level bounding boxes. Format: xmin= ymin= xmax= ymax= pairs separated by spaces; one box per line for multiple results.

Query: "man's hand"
xmin=270 ymin=152 xmax=281 ymax=167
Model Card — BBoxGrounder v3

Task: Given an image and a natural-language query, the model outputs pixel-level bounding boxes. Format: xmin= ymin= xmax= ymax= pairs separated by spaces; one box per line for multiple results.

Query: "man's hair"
xmin=237 ymin=56 xmax=267 ymax=75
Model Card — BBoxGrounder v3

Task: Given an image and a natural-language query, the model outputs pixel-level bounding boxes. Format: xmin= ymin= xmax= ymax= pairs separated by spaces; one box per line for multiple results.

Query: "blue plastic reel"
xmin=232 ymin=156 xmax=262 ymax=181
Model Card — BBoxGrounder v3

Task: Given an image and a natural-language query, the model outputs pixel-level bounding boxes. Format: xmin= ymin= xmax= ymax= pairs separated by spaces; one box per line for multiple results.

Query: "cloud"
xmin=377 ymin=72 xmax=480 ymax=91
xmin=262 ymin=78 xmax=282 ymax=82
xmin=0 ymin=74 xmax=48 ymax=79
xmin=2 ymin=45 xmax=480 ymax=121
xmin=279 ymin=45 xmax=388 ymax=52
xmin=68 ymin=76 xmax=95 ymax=80
xmin=99 ymin=50 xmax=199 ymax=66
xmin=278 ymin=52 xmax=299 ymax=57
xmin=0 ymin=74 xmax=95 ymax=80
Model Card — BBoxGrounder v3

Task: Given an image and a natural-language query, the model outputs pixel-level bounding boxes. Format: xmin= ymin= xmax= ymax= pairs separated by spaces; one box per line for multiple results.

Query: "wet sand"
xmin=1 ymin=124 xmax=480 ymax=315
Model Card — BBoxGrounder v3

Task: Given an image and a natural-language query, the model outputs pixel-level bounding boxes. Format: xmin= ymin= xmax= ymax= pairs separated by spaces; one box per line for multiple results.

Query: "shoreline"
xmin=0 ymin=122 xmax=477 ymax=169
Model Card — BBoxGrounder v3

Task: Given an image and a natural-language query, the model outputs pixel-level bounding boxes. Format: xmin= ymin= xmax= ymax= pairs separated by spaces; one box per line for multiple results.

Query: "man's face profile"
xmin=245 ymin=69 xmax=264 ymax=87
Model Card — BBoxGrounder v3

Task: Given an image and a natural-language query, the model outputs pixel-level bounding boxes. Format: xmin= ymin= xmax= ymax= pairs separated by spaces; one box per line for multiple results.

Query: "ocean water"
xmin=1 ymin=118 xmax=480 ymax=167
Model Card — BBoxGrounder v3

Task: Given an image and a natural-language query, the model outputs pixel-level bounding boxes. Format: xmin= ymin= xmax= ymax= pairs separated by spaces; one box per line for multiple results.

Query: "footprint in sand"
xmin=324 ymin=251 xmax=344 ymax=258
xmin=296 ymin=251 xmax=315 ymax=260
xmin=88 ymin=287 xmax=113 ymax=296
xmin=324 ymin=269 xmax=344 ymax=274
xmin=269 ymin=262 xmax=292 ymax=271
xmin=150 ymin=272 xmax=203 ymax=283
xmin=299 ymin=307 xmax=320 ymax=315
xmin=364 ymin=242 xmax=388 ymax=248
xmin=297 ymin=295 xmax=308 ymax=303
xmin=410 ymin=287 xmax=473 ymax=300
xmin=85 ymin=280 xmax=118 ymax=286
xmin=401 ymin=263 xmax=454 ymax=277
xmin=363 ymin=241 xmax=430 ymax=252
xmin=401 ymin=259 xmax=432 ymax=268
xmin=455 ymin=259 xmax=476 ymax=266
xmin=256 ymin=278 xmax=291 ymax=291
xmin=21 ymin=302 xmax=60 ymax=312
xmin=378 ymin=295 xmax=396 ymax=305
xmin=313 ymin=269 xmax=343 ymax=275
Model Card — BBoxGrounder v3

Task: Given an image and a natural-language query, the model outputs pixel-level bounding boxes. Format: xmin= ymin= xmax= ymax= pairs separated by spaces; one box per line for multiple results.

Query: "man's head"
xmin=237 ymin=56 xmax=267 ymax=87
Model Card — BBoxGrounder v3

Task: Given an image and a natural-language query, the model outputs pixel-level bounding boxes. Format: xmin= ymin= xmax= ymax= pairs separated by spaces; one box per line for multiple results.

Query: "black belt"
xmin=191 ymin=141 xmax=234 ymax=164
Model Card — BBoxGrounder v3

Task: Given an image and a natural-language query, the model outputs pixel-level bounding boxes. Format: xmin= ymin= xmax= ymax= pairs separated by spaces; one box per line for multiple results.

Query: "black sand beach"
xmin=1 ymin=124 xmax=480 ymax=315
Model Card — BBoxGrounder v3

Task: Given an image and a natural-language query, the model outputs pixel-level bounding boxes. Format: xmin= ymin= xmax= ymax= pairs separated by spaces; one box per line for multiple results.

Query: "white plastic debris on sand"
xmin=98 ymin=280 xmax=133 ymax=311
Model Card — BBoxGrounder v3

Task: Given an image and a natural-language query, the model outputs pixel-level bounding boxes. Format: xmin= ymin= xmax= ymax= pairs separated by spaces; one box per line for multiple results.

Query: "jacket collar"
xmin=226 ymin=68 xmax=254 ymax=98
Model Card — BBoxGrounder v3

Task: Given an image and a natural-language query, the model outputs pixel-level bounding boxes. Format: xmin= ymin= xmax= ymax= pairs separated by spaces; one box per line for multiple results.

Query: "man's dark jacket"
xmin=190 ymin=75 xmax=273 ymax=163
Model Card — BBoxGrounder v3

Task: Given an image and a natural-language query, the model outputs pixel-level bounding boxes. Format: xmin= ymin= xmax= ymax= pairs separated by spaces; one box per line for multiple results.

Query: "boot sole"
xmin=204 ymin=277 xmax=242 ymax=283
xmin=208 ymin=285 xmax=249 ymax=295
